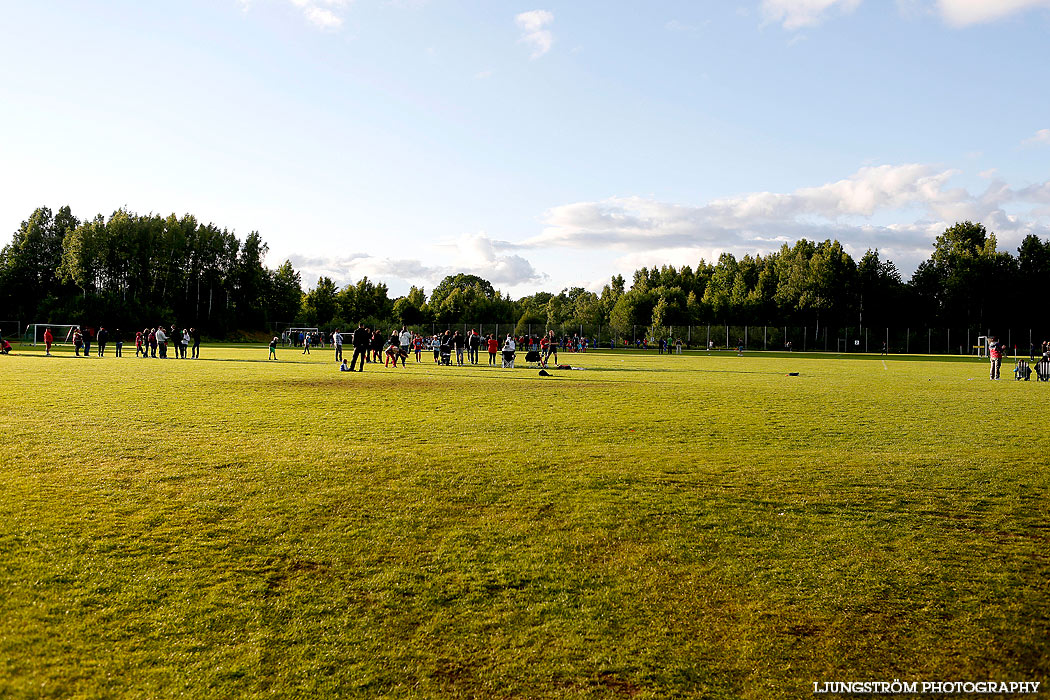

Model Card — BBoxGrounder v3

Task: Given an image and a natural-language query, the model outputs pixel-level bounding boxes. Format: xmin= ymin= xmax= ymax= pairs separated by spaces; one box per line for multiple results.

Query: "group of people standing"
xmin=317 ymin=325 xmax=566 ymax=371
xmin=35 ymin=325 xmax=200 ymax=359
xmin=134 ymin=326 xmax=200 ymax=359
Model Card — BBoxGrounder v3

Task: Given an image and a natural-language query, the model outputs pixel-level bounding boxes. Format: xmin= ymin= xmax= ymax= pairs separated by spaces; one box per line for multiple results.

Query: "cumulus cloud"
xmin=528 ymin=164 xmax=1050 ymax=274
xmin=760 ymin=0 xmax=862 ymax=30
xmin=286 ymin=232 xmax=546 ymax=292
xmin=516 ymin=10 xmax=554 ymax=58
xmin=239 ymin=0 xmax=351 ymax=30
xmin=1023 ymin=128 xmax=1050 ymax=147
xmin=935 ymin=0 xmax=1050 ymax=26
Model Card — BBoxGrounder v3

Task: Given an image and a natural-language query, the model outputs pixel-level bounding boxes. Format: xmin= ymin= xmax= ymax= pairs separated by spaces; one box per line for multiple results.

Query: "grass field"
xmin=1 ymin=343 xmax=1048 ymax=698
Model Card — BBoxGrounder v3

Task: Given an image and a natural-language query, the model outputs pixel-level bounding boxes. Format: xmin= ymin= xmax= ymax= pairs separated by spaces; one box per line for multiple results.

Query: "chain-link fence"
xmin=314 ymin=322 xmax=1048 ymax=356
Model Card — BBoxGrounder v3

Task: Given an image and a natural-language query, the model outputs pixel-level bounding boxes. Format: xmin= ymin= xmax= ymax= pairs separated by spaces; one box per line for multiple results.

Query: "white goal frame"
xmin=976 ymin=335 xmax=989 ymax=358
xmin=27 ymin=323 xmax=79 ymax=346
xmin=283 ymin=327 xmax=320 ymax=346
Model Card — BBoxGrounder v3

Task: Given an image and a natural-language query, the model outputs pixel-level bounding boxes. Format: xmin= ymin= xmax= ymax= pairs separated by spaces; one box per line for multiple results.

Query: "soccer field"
xmin=2 ymin=345 xmax=1047 ymax=698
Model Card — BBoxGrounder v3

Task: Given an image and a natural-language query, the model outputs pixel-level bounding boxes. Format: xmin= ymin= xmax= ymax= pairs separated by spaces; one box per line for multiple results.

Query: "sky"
xmin=2 ymin=0 xmax=1049 ymax=298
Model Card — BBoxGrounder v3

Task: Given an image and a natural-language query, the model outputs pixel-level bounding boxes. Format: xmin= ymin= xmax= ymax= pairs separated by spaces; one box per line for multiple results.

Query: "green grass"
xmin=1 ymin=344 xmax=1047 ymax=698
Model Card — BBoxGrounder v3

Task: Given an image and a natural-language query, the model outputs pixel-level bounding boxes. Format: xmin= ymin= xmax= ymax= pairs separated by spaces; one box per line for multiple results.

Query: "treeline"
xmin=0 ymin=207 xmax=302 ymax=335
xmin=2 ymin=206 xmax=1048 ymax=339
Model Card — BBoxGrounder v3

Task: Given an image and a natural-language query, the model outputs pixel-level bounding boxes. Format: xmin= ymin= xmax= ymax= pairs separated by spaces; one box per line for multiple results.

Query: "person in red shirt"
xmin=43 ymin=327 xmax=53 ymax=356
xmin=542 ymin=330 xmax=558 ymax=367
xmin=487 ymin=334 xmax=499 ymax=365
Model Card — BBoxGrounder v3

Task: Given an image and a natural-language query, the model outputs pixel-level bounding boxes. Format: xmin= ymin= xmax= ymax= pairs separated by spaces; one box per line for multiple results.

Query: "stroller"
xmin=440 ymin=342 xmax=452 ymax=366
xmin=524 ymin=349 xmax=542 ymax=367
xmin=1014 ymin=360 xmax=1032 ymax=381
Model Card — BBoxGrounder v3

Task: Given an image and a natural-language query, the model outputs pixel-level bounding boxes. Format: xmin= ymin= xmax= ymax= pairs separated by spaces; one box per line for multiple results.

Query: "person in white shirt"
xmin=155 ymin=327 xmax=168 ymax=358
xmin=502 ymin=334 xmax=516 ymax=368
xmin=399 ymin=327 xmax=412 ymax=350
xmin=333 ymin=329 xmax=343 ymax=362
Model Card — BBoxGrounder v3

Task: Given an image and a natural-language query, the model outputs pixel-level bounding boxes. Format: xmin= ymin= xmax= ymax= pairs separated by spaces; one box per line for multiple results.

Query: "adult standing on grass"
xmin=468 ymin=329 xmax=481 ymax=365
xmin=191 ymin=327 xmax=201 ymax=358
xmin=333 ymin=329 xmax=343 ymax=363
xmin=73 ymin=328 xmax=84 ymax=356
xmin=542 ymin=330 xmax=558 ymax=367
xmin=487 ymin=333 xmax=498 ymax=365
xmin=351 ymin=323 xmax=370 ymax=371
xmin=400 ymin=327 xmax=412 ymax=355
xmin=181 ymin=329 xmax=190 ymax=358
xmin=83 ymin=328 xmax=92 ymax=357
xmin=989 ymin=336 xmax=1004 ymax=380
xmin=370 ymin=329 xmax=384 ymax=364
xmin=452 ymin=330 xmax=466 ymax=366
xmin=156 ymin=326 xmax=167 ymax=358
xmin=43 ymin=327 xmax=53 ymax=356
xmin=114 ymin=330 xmax=123 ymax=357
xmin=97 ymin=327 xmax=108 ymax=357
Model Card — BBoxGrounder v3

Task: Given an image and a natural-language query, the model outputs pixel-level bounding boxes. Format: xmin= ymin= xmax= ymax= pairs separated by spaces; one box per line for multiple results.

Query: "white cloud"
xmin=529 ymin=164 xmax=1050 ymax=275
xmin=935 ymin=0 xmax=1050 ymax=26
xmin=1023 ymin=128 xmax=1050 ymax=146
xmin=240 ymin=0 xmax=351 ymax=30
xmin=760 ymin=0 xmax=862 ymax=30
xmin=287 ymin=232 xmax=546 ymax=293
xmin=665 ymin=19 xmax=709 ymax=32
xmin=516 ymin=10 xmax=554 ymax=58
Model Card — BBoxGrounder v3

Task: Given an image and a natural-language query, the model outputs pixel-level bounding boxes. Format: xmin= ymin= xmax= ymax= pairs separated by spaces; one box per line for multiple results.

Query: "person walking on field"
xmin=43 ymin=327 xmax=53 ymax=356
xmin=989 ymin=336 xmax=1004 ymax=380
xmin=269 ymin=336 xmax=278 ymax=360
xmin=351 ymin=323 xmax=370 ymax=371
xmin=333 ymin=329 xmax=343 ymax=363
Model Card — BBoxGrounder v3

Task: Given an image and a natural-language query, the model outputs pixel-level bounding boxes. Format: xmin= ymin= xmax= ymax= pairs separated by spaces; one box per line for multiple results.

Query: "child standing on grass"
xmin=269 ymin=337 xmax=278 ymax=360
xmin=44 ymin=327 xmax=53 ymax=356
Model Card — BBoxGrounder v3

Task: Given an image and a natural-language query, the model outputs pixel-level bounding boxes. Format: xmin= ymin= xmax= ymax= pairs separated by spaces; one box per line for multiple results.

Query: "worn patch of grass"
xmin=1 ymin=345 xmax=1048 ymax=698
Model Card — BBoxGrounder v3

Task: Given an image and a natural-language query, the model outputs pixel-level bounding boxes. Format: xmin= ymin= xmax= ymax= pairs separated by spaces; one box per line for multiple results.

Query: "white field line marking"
xmin=882 ymin=360 xmax=888 ymax=370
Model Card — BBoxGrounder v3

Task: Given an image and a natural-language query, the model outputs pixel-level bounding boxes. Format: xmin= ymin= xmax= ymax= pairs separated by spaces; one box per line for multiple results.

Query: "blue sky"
xmin=2 ymin=0 xmax=1049 ymax=297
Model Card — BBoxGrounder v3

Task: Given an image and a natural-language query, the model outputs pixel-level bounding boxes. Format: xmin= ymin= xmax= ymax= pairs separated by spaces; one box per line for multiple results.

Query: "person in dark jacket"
xmin=467 ymin=330 xmax=481 ymax=364
xmin=351 ymin=323 xmax=371 ymax=371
